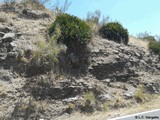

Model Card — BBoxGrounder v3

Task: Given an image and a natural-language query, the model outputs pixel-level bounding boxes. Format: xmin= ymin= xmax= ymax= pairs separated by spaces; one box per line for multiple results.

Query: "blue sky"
xmin=63 ymin=0 xmax=160 ymax=36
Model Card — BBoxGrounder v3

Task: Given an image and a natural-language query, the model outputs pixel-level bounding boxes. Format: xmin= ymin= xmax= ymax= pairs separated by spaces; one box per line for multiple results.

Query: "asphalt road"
xmin=109 ymin=109 xmax=160 ymax=120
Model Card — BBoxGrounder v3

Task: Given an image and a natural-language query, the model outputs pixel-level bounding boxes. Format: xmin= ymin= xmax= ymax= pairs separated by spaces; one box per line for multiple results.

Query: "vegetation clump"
xmin=148 ymin=40 xmax=160 ymax=55
xmin=99 ymin=22 xmax=129 ymax=45
xmin=85 ymin=10 xmax=109 ymax=35
xmin=49 ymin=13 xmax=92 ymax=49
xmin=30 ymin=39 xmax=64 ymax=74
xmin=49 ymin=14 xmax=92 ymax=73
xmin=20 ymin=26 xmax=65 ymax=76
xmin=136 ymin=32 xmax=160 ymax=56
xmin=84 ymin=92 xmax=96 ymax=105
xmin=65 ymin=103 xmax=75 ymax=114
xmin=134 ymin=85 xmax=147 ymax=103
xmin=82 ymin=92 xmax=96 ymax=113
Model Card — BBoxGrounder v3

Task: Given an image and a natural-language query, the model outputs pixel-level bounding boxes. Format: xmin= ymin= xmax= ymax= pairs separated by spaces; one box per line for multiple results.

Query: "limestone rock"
xmin=2 ymin=33 xmax=16 ymax=42
xmin=98 ymin=94 xmax=113 ymax=102
xmin=123 ymin=92 xmax=134 ymax=99
xmin=22 ymin=9 xmax=50 ymax=19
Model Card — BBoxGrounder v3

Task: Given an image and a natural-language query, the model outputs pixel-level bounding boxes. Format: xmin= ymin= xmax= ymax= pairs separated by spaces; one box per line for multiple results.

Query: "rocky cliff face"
xmin=88 ymin=37 xmax=160 ymax=94
xmin=89 ymin=37 xmax=160 ymax=82
xmin=0 ymin=3 xmax=160 ymax=120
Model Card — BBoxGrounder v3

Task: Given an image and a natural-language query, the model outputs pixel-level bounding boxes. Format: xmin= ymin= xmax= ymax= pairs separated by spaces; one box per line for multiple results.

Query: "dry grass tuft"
xmin=129 ymin=36 xmax=149 ymax=51
xmin=83 ymin=92 xmax=96 ymax=104
xmin=0 ymin=12 xmax=9 ymax=23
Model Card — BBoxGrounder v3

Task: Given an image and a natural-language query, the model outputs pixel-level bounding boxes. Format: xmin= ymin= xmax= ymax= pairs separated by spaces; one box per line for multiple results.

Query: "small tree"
xmin=49 ymin=14 xmax=92 ymax=73
xmin=99 ymin=22 xmax=129 ymax=45
xmin=49 ymin=14 xmax=92 ymax=50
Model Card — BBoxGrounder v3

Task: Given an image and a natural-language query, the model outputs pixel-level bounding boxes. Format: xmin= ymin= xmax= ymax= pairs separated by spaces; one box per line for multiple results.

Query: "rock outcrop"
xmin=0 ymin=3 xmax=160 ymax=120
xmin=0 ymin=27 xmax=17 ymax=61
xmin=89 ymin=37 xmax=160 ymax=81
xmin=0 ymin=3 xmax=50 ymax=19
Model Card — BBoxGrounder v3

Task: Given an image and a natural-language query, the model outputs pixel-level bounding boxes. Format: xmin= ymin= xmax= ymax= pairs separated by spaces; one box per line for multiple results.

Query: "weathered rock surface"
xmin=0 ymin=28 xmax=17 ymax=62
xmin=98 ymin=94 xmax=113 ymax=102
xmin=2 ymin=33 xmax=15 ymax=42
xmin=89 ymin=37 xmax=159 ymax=81
xmin=0 ymin=26 xmax=12 ymax=33
xmin=0 ymin=32 xmax=5 ymax=37
xmin=0 ymin=2 xmax=159 ymax=120
xmin=21 ymin=9 xmax=50 ymax=19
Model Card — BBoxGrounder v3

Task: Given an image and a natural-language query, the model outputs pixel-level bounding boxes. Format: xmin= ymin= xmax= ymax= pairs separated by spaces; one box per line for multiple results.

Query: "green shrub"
xmin=148 ymin=41 xmax=160 ymax=55
xmin=49 ymin=14 xmax=92 ymax=51
xmin=49 ymin=14 xmax=92 ymax=73
xmin=99 ymin=22 xmax=129 ymax=45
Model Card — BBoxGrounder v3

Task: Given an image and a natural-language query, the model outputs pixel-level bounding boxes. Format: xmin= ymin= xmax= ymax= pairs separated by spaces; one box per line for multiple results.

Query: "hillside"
xmin=0 ymin=2 xmax=160 ymax=120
